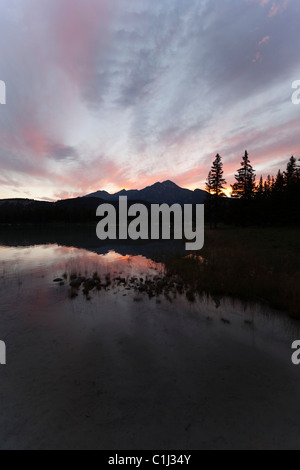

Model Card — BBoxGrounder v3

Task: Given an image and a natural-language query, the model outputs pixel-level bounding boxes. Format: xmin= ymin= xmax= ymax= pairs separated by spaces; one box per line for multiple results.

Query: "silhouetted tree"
xmin=231 ymin=150 xmax=256 ymax=199
xmin=206 ymin=154 xmax=227 ymax=228
xmin=256 ymin=176 xmax=264 ymax=199
xmin=265 ymin=175 xmax=273 ymax=197
xmin=206 ymin=154 xmax=227 ymax=196
xmin=284 ymin=156 xmax=298 ymax=188
xmin=273 ymin=170 xmax=284 ymax=193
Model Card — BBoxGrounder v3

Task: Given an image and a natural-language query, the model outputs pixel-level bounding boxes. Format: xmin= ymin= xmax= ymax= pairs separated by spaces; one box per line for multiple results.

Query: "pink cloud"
xmin=255 ymin=0 xmax=289 ymax=16
xmin=258 ymin=36 xmax=271 ymax=46
xmin=268 ymin=0 xmax=289 ymax=17
xmin=269 ymin=3 xmax=280 ymax=16
xmin=0 ymin=0 xmax=113 ymax=165
xmin=252 ymin=51 xmax=262 ymax=63
xmin=49 ymin=0 xmax=111 ymax=87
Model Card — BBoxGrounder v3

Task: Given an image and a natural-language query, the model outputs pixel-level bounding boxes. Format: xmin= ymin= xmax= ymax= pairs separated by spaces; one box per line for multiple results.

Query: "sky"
xmin=0 ymin=0 xmax=299 ymax=201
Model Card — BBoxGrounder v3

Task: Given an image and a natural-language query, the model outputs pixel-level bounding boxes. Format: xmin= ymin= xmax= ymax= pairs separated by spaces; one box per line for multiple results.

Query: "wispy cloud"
xmin=268 ymin=0 xmax=289 ymax=17
xmin=259 ymin=35 xmax=271 ymax=45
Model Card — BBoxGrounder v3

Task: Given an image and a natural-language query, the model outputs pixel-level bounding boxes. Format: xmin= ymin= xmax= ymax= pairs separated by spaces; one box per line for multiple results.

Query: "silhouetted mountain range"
xmin=0 ymin=181 xmax=208 ymax=224
xmin=85 ymin=180 xmax=207 ymax=204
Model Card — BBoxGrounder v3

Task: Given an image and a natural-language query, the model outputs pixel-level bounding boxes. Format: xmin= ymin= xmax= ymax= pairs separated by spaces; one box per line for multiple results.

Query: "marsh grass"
xmin=159 ymin=226 xmax=300 ymax=318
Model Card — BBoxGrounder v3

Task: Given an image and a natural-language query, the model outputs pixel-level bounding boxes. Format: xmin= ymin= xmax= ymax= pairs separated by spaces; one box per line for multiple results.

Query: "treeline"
xmin=0 ymin=198 xmax=152 ymax=225
xmin=0 ymin=198 xmax=103 ymax=224
xmin=206 ymin=152 xmax=300 ymax=226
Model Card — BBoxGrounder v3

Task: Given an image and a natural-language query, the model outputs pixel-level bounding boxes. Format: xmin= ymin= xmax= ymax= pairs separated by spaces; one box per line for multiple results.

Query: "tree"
xmin=265 ymin=174 xmax=272 ymax=197
xmin=205 ymin=153 xmax=227 ymax=196
xmin=231 ymin=150 xmax=256 ymax=199
xmin=273 ymin=170 xmax=284 ymax=193
xmin=205 ymin=154 xmax=227 ymax=229
xmin=284 ymin=156 xmax=298 ymax=188
xmin=256 ymin=175 xmax=264 ymax=199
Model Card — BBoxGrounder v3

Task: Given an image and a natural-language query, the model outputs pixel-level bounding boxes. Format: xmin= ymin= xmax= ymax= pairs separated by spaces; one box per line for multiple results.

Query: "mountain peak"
xmin=150 ymin=180 xmax=179 ymax=189
xmin=161 ymin=180 xmax=178 ymax=187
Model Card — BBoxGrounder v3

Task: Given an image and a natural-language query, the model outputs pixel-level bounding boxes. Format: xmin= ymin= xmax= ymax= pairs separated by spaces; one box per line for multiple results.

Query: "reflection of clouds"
xmin=101 ymin=251 xmax=131 ymax=263
xmin=0 ymin=245 xmax=163 ymax=279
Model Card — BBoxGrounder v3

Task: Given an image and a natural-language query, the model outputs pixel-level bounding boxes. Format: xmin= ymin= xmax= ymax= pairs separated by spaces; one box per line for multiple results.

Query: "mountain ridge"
xmin=85 ymin=180 xmax=207 ymax=205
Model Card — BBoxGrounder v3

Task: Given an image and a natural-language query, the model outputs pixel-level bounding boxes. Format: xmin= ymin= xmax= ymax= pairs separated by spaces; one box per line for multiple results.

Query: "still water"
xmin=0 ymin=227 xmax=299 ymax=449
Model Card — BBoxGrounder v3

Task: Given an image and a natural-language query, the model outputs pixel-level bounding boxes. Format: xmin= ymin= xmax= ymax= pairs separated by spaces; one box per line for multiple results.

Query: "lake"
xmin=0 ymin=226 xmax=299 ymax=449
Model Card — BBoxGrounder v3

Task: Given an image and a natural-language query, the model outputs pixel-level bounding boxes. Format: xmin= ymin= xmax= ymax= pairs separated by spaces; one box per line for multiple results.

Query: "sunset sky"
xmin=0 ymin=0 xmax=299 ymax=201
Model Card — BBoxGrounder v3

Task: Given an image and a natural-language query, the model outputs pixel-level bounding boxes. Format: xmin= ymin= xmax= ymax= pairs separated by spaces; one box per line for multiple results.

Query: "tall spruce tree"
xmin=256 ymin=176 xmax=264 ymax=199
xmin=284 ymin=156 xmax=297 ymax=187
xmin=206 ymin=153 xmax=227 ymax=197
xmin=274 ymin=170 xmax=284 ymax=193
xmin=231 ymin=150 xmax=256 ymax=199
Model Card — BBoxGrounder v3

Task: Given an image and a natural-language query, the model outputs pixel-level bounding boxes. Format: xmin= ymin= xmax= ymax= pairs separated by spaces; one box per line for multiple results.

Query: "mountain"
xmin=85 ymin=180 xmax=207 ymax=205
xmin=0 ymin=198 xmax=51 ymax=208
xmin=0 ymin=181 xmax=208 ymax=224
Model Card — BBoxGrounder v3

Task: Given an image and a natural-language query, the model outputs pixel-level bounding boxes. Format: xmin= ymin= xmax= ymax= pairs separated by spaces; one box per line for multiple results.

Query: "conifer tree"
xmin=256 ymin=175 xmax=264 ymax=199
xmin=284 ymin=156 xmax=297 ymax=187
xmin=274 ymin=170 xmax=284 ymax=193
xmin=231 ymin=150 xmax=256 ymax=199
xmin=206 ymin=153 xmax=227 ymax=197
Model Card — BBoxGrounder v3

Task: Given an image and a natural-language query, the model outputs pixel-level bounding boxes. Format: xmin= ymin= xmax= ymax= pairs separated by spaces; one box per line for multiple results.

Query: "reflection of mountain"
xmin=0 ymin=226 xmax=186 ymax=258
xmin=85 ymin=180 xmax=207 ymax=204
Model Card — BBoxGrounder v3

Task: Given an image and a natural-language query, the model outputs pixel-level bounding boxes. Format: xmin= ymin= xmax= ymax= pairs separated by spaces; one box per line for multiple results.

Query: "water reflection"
xmin=0 ymin=230 xmax=298 ymax=341
xmin=0 ymin=227 xmax=300 ymax=449
xmin=0 ymin=225 xmax=186 ymax=258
